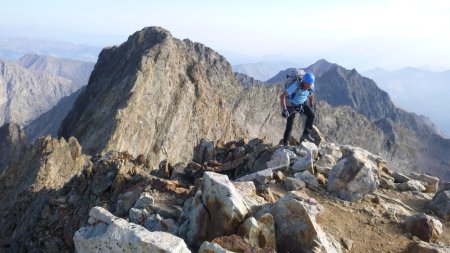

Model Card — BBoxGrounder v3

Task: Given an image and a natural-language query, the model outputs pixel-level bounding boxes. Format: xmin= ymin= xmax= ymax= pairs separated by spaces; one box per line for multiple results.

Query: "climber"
xmin=280 ymin=71 xmax=316 ymax=145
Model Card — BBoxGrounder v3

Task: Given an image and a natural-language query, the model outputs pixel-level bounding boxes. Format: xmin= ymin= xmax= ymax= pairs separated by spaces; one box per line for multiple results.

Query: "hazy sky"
xmin=1 ymin=0 xmax=450 ymax=70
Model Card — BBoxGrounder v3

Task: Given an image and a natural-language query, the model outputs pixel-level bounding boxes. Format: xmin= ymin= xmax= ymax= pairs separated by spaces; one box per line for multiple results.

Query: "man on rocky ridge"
xmin=280 ymin=71 xmax=316 ymax=145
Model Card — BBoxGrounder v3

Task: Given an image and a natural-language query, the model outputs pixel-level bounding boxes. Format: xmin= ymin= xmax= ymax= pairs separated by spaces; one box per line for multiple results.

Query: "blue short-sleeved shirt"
xmin=285 ymin=82 xmax=315 ymax=105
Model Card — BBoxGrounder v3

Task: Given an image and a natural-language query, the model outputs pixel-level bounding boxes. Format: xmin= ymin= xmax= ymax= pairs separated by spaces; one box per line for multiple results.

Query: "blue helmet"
xmin=302 ymin=72 xmax=315 ymax=84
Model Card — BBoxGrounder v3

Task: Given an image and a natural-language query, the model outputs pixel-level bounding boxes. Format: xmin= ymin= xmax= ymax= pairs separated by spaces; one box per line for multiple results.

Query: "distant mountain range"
xmin=0 ymin=36 xmax=102 ymax=62
xmin=364 ymin=67 xmax=450 ymax=137
xmin=0 ymin=54 xmax=94 ymax=140
xmin=232 ymin=61 xmax=298 ymax=81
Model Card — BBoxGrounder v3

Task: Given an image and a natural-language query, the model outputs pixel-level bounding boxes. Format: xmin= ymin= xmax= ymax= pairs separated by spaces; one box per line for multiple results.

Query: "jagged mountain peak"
xmin=59 ymin=26 xmax=242 ymax=166
xmin=306 ymin=58 xmax=338 ymax=76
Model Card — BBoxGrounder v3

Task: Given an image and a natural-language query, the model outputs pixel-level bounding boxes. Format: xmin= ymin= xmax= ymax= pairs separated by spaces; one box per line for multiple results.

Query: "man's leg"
xmin=301 ymin=104 xmax=315 ymax=140
xmin=282 ymin=111 xmax=296 ymax=145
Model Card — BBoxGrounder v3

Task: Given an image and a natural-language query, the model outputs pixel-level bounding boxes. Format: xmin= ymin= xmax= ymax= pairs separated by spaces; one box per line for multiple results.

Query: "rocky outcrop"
xmin=74 ymin=207 xmax=191 ymax=253
xmin=234 ymin=72 xmax=264 ymax=88
xmin=269 ymin=192 xmax=338 ymax=253
xmin=430 ymin=190 xmax=450 ymax=221
xmin=0 ymin=122 xmax=27 ymax=172
xmin=185 ymin=172 xmax=250 ymax=246
xmin=0 ymin=136 xmax=89 ymax=252
xmin=408 ymin=173 xmax=439 ymax=193
xmin=405 ymin=213 xmax=443 ymax=243
xmin=327 ymin=147 xmax=380 ymax=201
xmin=24 ymin=87 xmax=85 ymax=142
xmin=60 ymin=27 xmax=249 ymax=166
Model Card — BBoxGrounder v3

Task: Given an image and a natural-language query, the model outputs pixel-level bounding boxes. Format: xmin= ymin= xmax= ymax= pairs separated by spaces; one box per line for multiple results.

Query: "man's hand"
xmin=281 ymin=109 xmax=290 ymax=118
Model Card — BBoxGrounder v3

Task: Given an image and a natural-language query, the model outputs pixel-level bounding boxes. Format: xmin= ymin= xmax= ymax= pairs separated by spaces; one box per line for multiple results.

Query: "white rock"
xmin=198 ymin=242 xmax=234 ymax=253
xmin=270 ymin=193 xmax=337 ymax=253
xmin=396 ymin=179 xmax=426 ymax=192
xmin=319 ymin=143 xmax=342 ymax=160
xmin=186 ymin=172 xmax=250 ymax=246
xmin=409 ymin=173 xmax=439 ymax=193
xmin=327 ymin=150 xmax=379 ymax=201
xmin=89 ymin=206 xmax=118 ymax=224
xmin=315 ymin=154 xmax=336 ymax=176
xmin=235 ymin=168 xmax=273 ymax=184
xmin=300 ymin=142 xmax=319 ymax=159
xmin=266 ymin=148 xmax=290 ymax=170
xmin=74 ymin=207 xmax=191 ymax=253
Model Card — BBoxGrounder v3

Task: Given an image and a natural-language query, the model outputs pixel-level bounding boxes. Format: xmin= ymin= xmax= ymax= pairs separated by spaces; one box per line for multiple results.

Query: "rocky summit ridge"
xmin=0 ymin=26 xmax=449 ymax=253
xmin=59 ymin=26 xmax=291 ymax=170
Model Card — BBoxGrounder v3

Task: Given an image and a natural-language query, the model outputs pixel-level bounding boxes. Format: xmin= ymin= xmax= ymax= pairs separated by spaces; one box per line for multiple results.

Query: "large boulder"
xmin=74 ymin=207 xmax=191 ymax=253
xmin=430 ymin=190 xmax=450 ymax=221
xmin=396 ymin=179 xmax=426 ymax=192
xmin=284 ymin=177 xmax=306 ymax=191
xmin=405 ymin=213 xmax=443 ymax=243
xmin=266 ymin=147 xmax=292 ymax=170
xmin=408 ymin=173 xmax=439 ymax=193
xmin=327 ymin=150 xmax=379 ymax=201
xmin=185 ymin=172 xmax=250 ymax=246
xmin=299 ymin=141 xmax=319 ymax=159
xmin=235 ymin=168 xmax=274 ymax=185
xmin=294 ymin=171 xmax=319 ymax=189
xmin=291 ymin=153 xmax=314 ymax=173
xmin=270 ymin=192 xmax=338 ymax=253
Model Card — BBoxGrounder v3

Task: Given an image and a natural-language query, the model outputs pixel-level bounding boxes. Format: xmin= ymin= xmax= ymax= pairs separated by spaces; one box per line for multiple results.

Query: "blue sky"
xmin=1 ymin=0 xmax=450 ymax=70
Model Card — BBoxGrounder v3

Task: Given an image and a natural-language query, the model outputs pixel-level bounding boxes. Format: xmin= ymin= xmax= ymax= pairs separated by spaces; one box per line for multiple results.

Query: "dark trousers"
xmin=283 ymin=104 xmax=315 ymax=143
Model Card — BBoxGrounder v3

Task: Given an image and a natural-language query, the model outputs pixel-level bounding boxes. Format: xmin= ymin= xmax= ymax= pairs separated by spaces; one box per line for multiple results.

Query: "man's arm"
xmin=280 ymin=91 xmax=289 ymax=110
xmin=308 ymin=93 xmax=314 ymax=107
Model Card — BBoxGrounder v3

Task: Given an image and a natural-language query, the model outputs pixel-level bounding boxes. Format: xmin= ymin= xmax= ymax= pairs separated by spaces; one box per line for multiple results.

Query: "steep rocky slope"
xmin=0 ymin=61 xmax=76 ymax=126
xmin=24 ymin=87 xmax=85 ymax=141
xmin=0 ymin=122 xmax=27 ymax=173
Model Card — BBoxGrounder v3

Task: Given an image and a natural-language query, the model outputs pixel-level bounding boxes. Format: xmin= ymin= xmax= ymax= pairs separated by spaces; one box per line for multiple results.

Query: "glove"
xmin=281 ymin=109 xmax=290 ymax=118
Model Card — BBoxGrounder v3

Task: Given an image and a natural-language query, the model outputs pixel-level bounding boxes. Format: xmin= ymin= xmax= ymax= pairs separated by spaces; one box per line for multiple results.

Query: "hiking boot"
xmin=300 ymin=134 xmax=314 ymax=143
